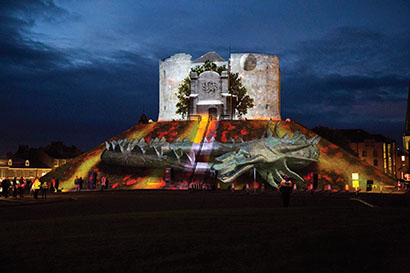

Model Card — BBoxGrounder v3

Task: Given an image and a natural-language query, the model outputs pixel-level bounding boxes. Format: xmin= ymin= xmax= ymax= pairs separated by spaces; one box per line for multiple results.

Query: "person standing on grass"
xmin=51 ymin=177 xmax=56 ymax=193
xmin=79 ymin=177 xmax=84 ymax=190
xmin=279 ymin=175 xmax=293 ymax=207
xmin=1 ymin=177 xmax=11 ymax=198
xmin=74 ymin=176 xmax=80 ymax=192
xmin=41 ymin=181 xmax=48 ymax=199
xmin=12 ymin=177 xmax=18 ymax=198
xmin=105 ymin=177 xmax=109 ymax=190
xmin=101 ymin=176 xmax=106 ymax=191
xmin=18 ymin=177 xmax=25 ymax=198
xmin=32 ymin=177 xmax=41 ymax=199
xmin=55 ymin=178 xmax=60 ymax=192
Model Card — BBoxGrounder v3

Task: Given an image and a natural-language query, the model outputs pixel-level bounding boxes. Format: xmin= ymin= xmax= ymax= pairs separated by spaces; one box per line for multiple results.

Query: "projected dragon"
xmin=101 ymin=122 xmax=320 ymax=188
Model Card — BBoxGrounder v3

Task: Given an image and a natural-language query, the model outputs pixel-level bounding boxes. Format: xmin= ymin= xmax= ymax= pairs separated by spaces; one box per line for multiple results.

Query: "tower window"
xmin=374 ymin=159 xmax=378 ymax=166
xmin=362 ymin=150 xmax=367 ymax=157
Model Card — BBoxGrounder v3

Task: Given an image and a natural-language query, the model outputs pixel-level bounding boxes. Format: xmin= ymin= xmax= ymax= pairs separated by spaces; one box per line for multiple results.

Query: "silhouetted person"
xmin=279 ymin=175 xmax=293 ymax=207
xmin=92 ymin=172 xmax=97 ymax=189
xmin=41 ymin=181 xmax=48 ymax=199
xmin=1 ymin=177 xmax=11 ymax=198
xmin=12 ymin=177 xmax=17 ymax=197
xmin=18 ymin=177 xmax=25 ymax=198
xmin=79 ymin=177 xmax=84 ymax=190
xmin=55 ymin=178 xmax=60 ymax=192
xmin=74 ymin=176 xmax=80 ymax=192
xmin=51 ymin=178 xmax=56 ymax=193
xmin=105 ymin=177 xmax=109 ymax=190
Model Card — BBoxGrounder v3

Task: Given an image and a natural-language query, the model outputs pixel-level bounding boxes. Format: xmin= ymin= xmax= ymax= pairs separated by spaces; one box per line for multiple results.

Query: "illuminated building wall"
xmin=230 ymin=53 xmax=281 ymax=120
xmin=43 ymin=120 xmax=397 ymax=192
xmin=158 ymin=52 xmax=281 ymax=121
xmin=396 ymin=151 xmax=409 ymax=180
xmin=158 ymin=53 xmax=192 ymax=121
xmin=346 ymin=132 xmax=397 ymax=179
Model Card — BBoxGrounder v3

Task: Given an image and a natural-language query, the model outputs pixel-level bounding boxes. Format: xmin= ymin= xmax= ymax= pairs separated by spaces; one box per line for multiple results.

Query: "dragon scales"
xmin=101 ymin=122 xmax=320 ymax=188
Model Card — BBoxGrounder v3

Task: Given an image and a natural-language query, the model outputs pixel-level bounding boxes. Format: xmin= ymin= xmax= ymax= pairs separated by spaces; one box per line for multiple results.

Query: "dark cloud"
xmin=0 ymin=1 xmax=409 ymax=154
xmin=0 ymin=1 xmax=159 ymax=154
xmin=281 ymin=27 xmax=410 ymax=145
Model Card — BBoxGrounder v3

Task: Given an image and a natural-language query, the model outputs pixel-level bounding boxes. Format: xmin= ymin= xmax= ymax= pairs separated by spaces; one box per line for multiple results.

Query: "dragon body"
xmin=101 ymin=122 xmax=320 ymax=188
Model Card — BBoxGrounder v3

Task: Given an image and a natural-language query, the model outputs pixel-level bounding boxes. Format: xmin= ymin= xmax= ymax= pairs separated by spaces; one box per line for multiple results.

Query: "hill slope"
xmin=43 ymin=120 xmax=396 ymax=191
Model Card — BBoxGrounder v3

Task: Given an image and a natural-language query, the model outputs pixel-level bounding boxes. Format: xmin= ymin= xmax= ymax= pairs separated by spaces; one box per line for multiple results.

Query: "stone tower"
xmin=230 ymin=53 xmax=281 ymax=119
xmin=158 ymin=53 xmax=192 ymax=121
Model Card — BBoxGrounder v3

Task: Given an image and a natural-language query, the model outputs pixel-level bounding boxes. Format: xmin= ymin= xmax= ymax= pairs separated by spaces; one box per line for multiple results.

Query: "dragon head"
xmin=213 ymin=121 xmax=320 ymax=188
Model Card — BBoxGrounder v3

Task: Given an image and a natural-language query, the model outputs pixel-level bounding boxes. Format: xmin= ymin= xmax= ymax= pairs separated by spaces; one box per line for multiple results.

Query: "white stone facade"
xmin=158 ymin=52 xmax=281 ymax=121
xmin=158 ymin=53 xmax=192 ymax=121
xmin=230 ymin=53 xmax=281 ymax=120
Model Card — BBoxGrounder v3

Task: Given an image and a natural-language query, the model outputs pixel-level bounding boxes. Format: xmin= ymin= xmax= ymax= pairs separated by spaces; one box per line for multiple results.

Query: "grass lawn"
xmin=1 ymin=192 xmax=409 ymax=273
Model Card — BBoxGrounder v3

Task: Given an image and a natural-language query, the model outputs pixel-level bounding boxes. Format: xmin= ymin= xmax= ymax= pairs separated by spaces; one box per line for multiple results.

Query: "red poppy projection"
xmin=43 ymin=120 xmax=396 ymax=191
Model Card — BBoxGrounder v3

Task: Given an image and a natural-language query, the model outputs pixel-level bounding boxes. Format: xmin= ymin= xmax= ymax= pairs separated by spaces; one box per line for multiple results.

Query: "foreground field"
xmin=1 ymin=191 xmax=409 ymax=273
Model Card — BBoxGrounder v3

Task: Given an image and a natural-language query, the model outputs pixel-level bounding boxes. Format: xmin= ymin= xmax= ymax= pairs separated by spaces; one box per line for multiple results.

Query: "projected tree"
xmin=176 ymin=61 xmax=254 ymax=118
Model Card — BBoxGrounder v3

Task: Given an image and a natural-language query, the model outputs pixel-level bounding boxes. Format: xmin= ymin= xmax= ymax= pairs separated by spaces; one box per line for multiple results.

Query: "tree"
xmin=176 ymin=61 xmax=254 ymax=118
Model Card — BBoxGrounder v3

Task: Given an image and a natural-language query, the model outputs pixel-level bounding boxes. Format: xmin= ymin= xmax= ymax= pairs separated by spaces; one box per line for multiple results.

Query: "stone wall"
xmin=230 ymin=53 xmax=281 ymax=120
xmin=158 ymin=53 xmax=192 ymax=121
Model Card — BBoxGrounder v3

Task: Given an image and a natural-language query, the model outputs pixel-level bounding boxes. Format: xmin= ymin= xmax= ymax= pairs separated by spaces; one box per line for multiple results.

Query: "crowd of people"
xmin=1 ymin=174 xmax=294 ymax=207
xmin=0 ymin=176 xmax=61 ymax=199
xmin=72 ymin=174 xmax=109 ymax=192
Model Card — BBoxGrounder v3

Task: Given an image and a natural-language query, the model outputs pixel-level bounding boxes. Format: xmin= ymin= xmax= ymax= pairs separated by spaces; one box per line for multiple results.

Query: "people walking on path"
xmin=279 ymin=175 xmax=293 ymax=207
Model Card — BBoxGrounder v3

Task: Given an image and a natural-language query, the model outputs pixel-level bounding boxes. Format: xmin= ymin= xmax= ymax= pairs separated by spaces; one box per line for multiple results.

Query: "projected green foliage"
xmin=176 ymin=61 xmax=254 ymax=118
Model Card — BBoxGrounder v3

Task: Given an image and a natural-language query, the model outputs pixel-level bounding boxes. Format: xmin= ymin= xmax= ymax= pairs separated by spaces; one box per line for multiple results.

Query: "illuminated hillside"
xmin=43 ymin=120 xmax=396 ymax=191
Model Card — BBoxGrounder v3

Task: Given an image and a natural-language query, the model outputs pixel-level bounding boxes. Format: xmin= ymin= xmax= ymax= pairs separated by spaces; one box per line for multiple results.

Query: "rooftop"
xmin=193 ymin=51 xmax=225 ymax=63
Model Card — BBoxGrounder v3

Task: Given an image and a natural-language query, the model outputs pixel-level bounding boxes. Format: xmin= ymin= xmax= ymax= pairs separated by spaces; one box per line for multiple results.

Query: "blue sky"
xmin=0 ymin=0 xmax=409 ymax=154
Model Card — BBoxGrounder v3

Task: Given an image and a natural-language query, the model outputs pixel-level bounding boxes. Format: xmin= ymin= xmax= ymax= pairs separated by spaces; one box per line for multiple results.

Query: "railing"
xmin=188 ymin=115 xmax=202 ymax=122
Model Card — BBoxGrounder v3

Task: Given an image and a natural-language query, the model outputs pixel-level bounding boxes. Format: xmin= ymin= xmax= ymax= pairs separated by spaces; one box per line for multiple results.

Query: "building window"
xmin=8 ymin=159 xmax=12 ymax=166
xmin=54 ymin=159 xmax=59 ymax=167
xmin=25 ymin=160 xmax=30 ymax=167
xmin=62 ymin=159 xmax=66 ymax=165
xmin=373 ymin=150 xmax=377 ymax=157
xmin=374 ymin=159 xmax=378 ymax=166
xmin=401 ymin=155 xmax=406 ymax=162
xmin=362 ymin=150 xmax=367 ymax=157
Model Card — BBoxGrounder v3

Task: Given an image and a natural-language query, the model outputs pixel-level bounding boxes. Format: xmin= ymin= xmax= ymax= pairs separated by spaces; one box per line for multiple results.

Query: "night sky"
xmin=1 ymin=0 xmax=409 ymax=155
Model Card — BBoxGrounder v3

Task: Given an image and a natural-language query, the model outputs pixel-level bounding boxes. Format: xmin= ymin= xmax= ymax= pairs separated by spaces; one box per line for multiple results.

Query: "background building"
xmin=313 ymin=127 xmax=404 ymax=180
xmin=0 ymin=142 xmax=81 ymax=180
xmin=403 ymin=81 xmax=410 ymax=153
